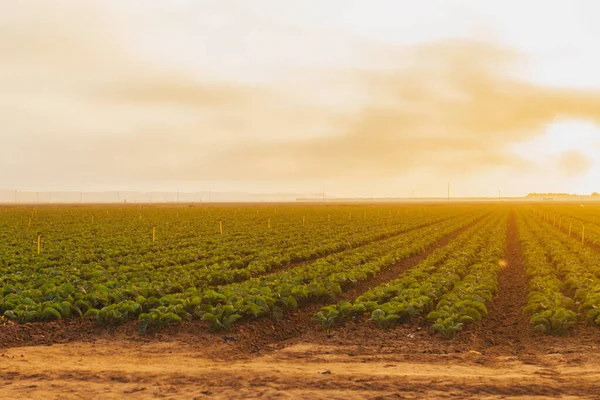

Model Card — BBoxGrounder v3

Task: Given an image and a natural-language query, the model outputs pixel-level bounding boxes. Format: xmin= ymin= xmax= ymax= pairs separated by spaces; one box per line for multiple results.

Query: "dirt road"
xmin=2 ymin=332 xmax=600 ymax=400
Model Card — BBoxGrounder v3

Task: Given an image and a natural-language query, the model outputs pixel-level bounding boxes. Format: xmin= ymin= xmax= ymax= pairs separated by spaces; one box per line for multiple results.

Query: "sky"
xmin=3 ymin=0 xmax=600 ymax=198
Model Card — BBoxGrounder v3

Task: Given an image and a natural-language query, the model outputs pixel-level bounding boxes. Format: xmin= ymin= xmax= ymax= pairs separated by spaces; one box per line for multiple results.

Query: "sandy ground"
xmin=2 ymin=338 xmax=600 ymax=399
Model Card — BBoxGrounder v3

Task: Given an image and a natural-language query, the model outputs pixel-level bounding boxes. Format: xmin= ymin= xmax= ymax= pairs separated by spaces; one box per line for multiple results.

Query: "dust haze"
xmin=227 ymin=40 xmax=600 ymax=180
xmin=2 ymin=1 xmax=600 ymax=194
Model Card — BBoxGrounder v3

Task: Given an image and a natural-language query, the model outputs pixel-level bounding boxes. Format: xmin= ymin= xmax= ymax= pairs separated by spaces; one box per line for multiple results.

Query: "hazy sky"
xmin=3 ymin=0 xmax=600 ymax=197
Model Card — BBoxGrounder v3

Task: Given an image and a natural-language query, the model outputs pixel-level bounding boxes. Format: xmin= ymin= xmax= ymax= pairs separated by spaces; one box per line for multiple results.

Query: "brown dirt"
xmin=2 ymin=339 xmax=600 ymax=399
xmin=469 ymin=211 xmax=533 ymax=354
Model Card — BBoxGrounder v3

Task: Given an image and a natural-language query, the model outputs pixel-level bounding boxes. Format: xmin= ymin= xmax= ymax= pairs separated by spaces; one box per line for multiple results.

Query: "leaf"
xmin=41 ymin=306 xmax=62 ymax=321
xmin=84 ymin=308 xmax=100 ymax=318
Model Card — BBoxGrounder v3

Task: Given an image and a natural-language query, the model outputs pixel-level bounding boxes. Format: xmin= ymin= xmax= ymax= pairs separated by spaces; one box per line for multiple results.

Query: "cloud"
xmin=93 ymin=78 xmax=259 ymax=108
xmin=215 ymin=39 xmax=600 ymax=180
xmin=0 ymin=0 xmax=274 ymax=127
xmin=558 ymin=150 xmax=592 ymax=177
xmin=3 ymin=1 xmax=600 ymax=192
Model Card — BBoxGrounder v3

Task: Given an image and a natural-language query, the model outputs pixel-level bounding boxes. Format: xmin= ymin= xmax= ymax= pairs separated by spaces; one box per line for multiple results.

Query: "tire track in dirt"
xmin=231 ymin=214 xmax=490 ymax=353
xmin=471 ymin=210 xmax=532 ymax=354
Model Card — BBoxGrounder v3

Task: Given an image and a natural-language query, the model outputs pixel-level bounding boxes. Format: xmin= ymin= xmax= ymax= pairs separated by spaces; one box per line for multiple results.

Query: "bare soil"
xmin=2 ymin=337 xmax=600 ymax=399
xmin=2 ymin=212 xmax=600 ymax=399
xmin=470 ymin=211 xmax=532 ymax=354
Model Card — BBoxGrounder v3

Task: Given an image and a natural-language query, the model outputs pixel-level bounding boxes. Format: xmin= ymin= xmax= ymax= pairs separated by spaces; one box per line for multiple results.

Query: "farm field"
xmin=2 ymin=203 xmax=600 ymax=399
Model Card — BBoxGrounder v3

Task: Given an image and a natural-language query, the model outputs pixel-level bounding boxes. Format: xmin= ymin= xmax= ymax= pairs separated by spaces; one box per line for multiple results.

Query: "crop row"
xmin=1 ymin=206 xmax=469 ymax=281
xmin=1 ymin=206 xmax=456 ymax=270
xmin=181 ymin=211 xmax=488 ymax=332
xmin=0 ymin=208 xmax=474 ymax=312
xmin=147 ymin=211 xmax=471 ymax=289
xmin=314 ymin=211 xmax=507 ymax=338
xmin=531 ymin=205 xmax=600 ymax=248
xmin=516 ymin=211 xmax=578 ymax=335
xmin=517 ymin=210 xmax=600 ymax=334
xmin=0 ymin=207 xmax=488 ymax=331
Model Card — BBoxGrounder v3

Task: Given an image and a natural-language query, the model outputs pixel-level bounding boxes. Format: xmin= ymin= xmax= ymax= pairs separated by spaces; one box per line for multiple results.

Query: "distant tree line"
xmin=526 ymin=193 xmax=600 ymax=197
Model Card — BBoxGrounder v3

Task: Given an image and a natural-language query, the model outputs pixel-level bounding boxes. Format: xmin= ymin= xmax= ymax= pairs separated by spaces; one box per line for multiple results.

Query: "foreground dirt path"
xmin=2 ymin=339 xmax=600 ymax=399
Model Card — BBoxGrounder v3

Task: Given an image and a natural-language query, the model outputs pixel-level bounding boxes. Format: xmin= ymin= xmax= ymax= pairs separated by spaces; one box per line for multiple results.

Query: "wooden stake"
xmin=37 ymin=235 xmax=41 ymax=254
xmin=553 ymin=215 xmax=556 ymax=227
xmin=152 ymin=226 xmax=156 ymax=242
xmin=28 ymin=218 xmax=31 ymax=228
xmin=302 ymin=216 xmax=306 ymax=226
xmin=219 ymin=221 xmax=223 ymax=234
xmin=569 ymin=222 xmax=572 ymax=237
xmin=582 ymin=225 xmax=585 ymax=245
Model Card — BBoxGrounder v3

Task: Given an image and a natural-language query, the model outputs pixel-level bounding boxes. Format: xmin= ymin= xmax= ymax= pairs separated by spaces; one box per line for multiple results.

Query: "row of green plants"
xmin=425 ymin=213 xmax=506 ymax=338
xmin=134 ymin=210 xmax=467 ymax=289
xmin=518 ymin=210 xmax=600 ymax=334
xmin=516 ymin=211 xmax=578 ymax=335
xmin=313 ymin=212 xmax=507 ymax=338
xmin=0 ymin=206 xmax=489 ymax=331
xmin=532 ymin=205 xmax=600 ymax=248
xmin=0 ymin=207 xmax=464 ymax=292
xmin=192 ymin=211 xmax=487 ymax=332
xmin=3 ymin=205 xmax=450 ymax=274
